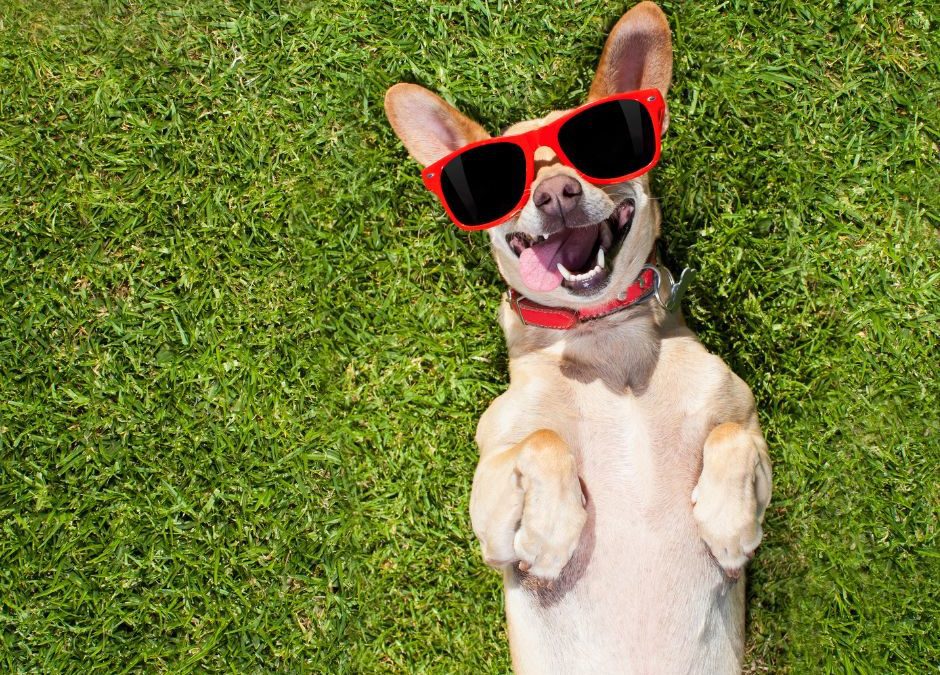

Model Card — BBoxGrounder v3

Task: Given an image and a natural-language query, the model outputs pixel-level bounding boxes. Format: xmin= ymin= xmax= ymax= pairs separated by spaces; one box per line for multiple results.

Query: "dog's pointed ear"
xmin=384 ymin=83 xmax=490 ymax=167
xmin=588 ymin=2 xmax=673 ymax=130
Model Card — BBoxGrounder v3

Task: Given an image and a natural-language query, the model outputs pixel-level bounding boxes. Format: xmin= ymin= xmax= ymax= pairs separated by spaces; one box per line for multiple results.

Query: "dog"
xmin=384 ymin=3 xmax=772 ymax=672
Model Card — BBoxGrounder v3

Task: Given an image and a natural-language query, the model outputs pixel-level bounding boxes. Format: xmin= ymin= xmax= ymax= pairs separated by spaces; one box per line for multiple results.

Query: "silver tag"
xmin=665 ymin=267 xmax=696 ymax=311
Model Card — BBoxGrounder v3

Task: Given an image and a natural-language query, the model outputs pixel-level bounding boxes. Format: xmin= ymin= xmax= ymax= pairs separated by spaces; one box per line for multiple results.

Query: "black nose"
xmin=533 ymin=175 xmax=583 ymax=219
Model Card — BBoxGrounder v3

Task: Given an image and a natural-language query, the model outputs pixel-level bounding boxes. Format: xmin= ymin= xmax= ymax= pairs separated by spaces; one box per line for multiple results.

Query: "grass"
xmin=0 ymin=0 xmax=936 ymax=671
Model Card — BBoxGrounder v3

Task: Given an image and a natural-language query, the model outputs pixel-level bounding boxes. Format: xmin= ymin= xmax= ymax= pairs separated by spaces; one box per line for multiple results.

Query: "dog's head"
xmin=385 ymin=2 xmax=672 ymax=309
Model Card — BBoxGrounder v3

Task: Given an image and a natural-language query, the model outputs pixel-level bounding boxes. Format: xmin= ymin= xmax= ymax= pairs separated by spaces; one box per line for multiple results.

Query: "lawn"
xmin=0 ymin=0 xmax=936 ymax=671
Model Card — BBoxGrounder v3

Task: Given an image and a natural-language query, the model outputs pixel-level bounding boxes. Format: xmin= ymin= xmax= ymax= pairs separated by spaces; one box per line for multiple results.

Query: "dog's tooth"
xmin=597 ymin=249 xmax=605 ymax=269
xmin=557 ymin=263 xmax=574 ymax=281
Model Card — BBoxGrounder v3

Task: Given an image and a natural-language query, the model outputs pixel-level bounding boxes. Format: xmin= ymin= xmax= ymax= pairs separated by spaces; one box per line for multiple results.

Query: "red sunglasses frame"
xmin=420 ymin=88 xmax=666 ymax=231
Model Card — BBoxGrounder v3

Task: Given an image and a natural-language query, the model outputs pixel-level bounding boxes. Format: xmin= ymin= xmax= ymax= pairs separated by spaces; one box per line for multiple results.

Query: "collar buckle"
xmin=507 ymin=288 xmax=530 ymax=327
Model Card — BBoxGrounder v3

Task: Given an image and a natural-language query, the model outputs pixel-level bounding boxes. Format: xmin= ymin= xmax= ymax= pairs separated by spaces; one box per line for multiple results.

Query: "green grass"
xmin=0 ymin=0 xmax=936 ymax=671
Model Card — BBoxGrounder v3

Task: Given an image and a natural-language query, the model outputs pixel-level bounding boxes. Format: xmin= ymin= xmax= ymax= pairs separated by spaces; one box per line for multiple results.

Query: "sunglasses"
xmin=421 ymin=88 xmax=665 ymax=231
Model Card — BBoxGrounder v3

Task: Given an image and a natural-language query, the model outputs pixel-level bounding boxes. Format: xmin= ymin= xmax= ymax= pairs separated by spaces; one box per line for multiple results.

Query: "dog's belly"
xmin=504 ymin=382 xmax=745 ymax=674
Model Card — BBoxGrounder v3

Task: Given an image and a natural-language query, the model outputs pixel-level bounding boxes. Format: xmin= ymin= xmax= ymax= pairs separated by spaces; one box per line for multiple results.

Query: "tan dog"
xmin=385 ymin=3 xmax=772 ymax=672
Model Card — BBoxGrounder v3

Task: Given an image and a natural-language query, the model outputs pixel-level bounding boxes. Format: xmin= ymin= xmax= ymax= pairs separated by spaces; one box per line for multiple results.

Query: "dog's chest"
xmin=571 ymin=385 xmax=656 ymax=500
xmin=504 ymin=375 xmax=730 ymax=672
xmin=566 ymin=378 xmax=703 ymax=514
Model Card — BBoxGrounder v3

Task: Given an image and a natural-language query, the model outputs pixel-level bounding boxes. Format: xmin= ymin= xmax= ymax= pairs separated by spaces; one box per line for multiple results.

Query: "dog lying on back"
xmin=385 ymin=3 xmax=772 ymax=672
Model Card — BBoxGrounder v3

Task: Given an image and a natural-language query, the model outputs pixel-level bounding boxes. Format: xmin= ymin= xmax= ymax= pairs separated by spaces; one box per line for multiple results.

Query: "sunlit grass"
xmin=0 ymin=0 xmax=936 ymax=671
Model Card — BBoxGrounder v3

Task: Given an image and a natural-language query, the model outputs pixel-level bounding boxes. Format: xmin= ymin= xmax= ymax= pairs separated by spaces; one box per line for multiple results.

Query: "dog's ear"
xmin=588 ymin=2 xmax=673 ymax=129
xmin=384 ymin=83 xmax=490 ymax=167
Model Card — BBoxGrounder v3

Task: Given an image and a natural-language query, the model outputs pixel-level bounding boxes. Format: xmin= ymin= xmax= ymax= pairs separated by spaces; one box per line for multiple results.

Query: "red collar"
xmin=508 ymin=265 xmax=658 ymax=330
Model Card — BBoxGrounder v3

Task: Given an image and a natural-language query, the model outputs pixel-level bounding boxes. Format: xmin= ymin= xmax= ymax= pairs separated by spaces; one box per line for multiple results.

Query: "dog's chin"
xmin=504 ymin=198 xmax=636 ymax=300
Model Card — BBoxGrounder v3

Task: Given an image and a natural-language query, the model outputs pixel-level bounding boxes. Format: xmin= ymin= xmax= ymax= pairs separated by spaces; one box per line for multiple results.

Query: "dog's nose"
xmin=533 ymin=175 xmax=583 ymax=219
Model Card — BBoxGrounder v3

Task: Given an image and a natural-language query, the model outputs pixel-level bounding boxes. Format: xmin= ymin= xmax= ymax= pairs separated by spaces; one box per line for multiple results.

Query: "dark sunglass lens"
xmin=558 ymin=99 xmax=655 ymax=179
xmin=440 ymin=143 xmax=526 ymax=227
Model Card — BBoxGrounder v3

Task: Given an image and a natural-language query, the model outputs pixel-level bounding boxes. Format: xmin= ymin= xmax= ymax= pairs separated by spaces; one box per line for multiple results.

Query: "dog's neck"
xmin=499 ymin=283 xmax=681 ymax=394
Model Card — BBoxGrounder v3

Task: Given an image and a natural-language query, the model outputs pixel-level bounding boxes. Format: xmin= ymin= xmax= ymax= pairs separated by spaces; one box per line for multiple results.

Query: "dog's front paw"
xmin=692 ymin=423 xmax=772 ymax=579
xmin=513 ymin=451 xmax=587 ymax=580
xmin=692 ymin=478 xmax=762 ymax=579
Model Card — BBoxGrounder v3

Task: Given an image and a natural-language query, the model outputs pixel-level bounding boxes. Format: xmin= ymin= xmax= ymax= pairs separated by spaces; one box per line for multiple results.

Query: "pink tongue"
xmin=518 ymin=226 xmax=599 ymax=292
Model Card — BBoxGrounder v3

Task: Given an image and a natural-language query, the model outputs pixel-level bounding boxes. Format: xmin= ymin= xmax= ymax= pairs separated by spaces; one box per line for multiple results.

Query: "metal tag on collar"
xmin=640 ymin=264 xmax=696 ymax=312
xmin=661 ymin=266 xmax=696 ymax=311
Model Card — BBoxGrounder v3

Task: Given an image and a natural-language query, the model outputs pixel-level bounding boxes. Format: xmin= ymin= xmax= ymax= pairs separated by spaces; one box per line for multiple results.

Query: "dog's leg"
xmin=692 ymin=420 xmax=772 ymax=578
xmin=470 ymin=430 xmax=587 ymax=580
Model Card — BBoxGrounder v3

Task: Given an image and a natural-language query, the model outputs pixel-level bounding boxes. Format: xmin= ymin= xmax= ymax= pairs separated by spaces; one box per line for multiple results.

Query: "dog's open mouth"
xmin=506 ymin=199 xmax=635 ymax=296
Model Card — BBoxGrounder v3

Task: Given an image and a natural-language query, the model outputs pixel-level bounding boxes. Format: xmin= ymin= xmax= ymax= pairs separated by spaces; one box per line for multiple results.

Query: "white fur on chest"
xmin=565 ymin=375 xmax=707 ymax=586
xmin=502 ymin=343 xmax=743 ymax=675
xmin=569 ymin=380 xmax=657 ymax=497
